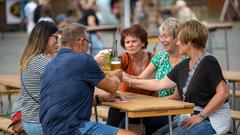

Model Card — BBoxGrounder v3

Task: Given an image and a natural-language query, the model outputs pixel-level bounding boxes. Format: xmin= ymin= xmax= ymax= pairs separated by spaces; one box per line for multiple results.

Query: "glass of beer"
xmin=110 ymin=58 xmax=121 ymax=71
xmin=102 ymin=53 xmax=111 ymax=73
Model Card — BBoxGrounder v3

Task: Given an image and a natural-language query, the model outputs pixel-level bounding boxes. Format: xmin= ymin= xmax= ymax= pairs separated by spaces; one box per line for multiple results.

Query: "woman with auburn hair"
xmin=107 ymin=24 xmax=155 ymax=134
xmin=14 ymin=20 xmax=59 ymax=135
xmin=122 ymin=20 xmax=230 ymax=135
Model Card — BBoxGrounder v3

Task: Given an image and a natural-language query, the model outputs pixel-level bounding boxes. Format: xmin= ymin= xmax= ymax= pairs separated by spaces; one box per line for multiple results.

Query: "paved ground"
xmin=0 ymin=22 xmax=240 ymax=134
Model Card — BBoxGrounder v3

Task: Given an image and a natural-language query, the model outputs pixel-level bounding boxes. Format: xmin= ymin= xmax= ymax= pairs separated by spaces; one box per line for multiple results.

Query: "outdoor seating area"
xmin=1 ymin=0 xmax=240 ymax=135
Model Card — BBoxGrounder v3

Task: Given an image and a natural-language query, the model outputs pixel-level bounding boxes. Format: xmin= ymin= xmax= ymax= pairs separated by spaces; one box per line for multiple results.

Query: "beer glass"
xmin=110 ymin=58 xmax=121 ymax=71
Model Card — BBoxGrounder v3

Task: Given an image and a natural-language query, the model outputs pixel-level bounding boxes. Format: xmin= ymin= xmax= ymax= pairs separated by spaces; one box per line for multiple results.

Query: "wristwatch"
xmin=199 ymin=111 xmax=205 ymax=120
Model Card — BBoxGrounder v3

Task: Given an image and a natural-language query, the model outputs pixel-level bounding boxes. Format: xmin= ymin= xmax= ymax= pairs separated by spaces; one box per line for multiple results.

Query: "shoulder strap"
xmin=182 ymin=52 xmax=209 ymax=101
xmin=20 ymin=72 xmax=40 ymax=105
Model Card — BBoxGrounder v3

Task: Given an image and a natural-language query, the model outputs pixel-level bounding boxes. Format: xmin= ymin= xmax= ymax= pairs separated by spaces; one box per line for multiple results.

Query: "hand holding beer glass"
xmin=95 ymin=49 xmax=112 ymax=73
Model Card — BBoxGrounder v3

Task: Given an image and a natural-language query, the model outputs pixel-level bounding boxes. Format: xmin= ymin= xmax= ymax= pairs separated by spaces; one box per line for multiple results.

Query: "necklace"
xmin=131 ymin=52 xmax=145 ymax=75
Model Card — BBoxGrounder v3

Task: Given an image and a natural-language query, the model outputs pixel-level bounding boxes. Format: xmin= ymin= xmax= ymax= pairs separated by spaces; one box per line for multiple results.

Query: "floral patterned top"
xmin=151 ymin=51 xmax=186 ymax=97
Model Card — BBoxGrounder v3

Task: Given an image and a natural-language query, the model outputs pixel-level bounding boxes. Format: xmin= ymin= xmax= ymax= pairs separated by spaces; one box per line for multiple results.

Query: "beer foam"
xmin=111 ymin=61 xmax=121 ymax=64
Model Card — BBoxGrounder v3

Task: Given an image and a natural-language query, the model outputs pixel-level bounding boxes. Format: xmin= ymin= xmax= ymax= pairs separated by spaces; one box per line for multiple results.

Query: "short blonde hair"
xmin=61 ymin=23 xmax=87 ymax=48
xmin=159 ymin=17 xmax=182 ymax=39
xmin=177 ymin=20 xmax=208 ymax=49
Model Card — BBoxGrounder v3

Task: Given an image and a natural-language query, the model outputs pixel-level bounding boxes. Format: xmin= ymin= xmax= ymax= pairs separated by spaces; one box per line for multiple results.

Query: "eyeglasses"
xmin=50 ymin=34 xmax=59 ymax=41
xmin=158 ymin=34 xmax=172 ymax=41
xmin=84 ymin=38 xmax=92 ymax=45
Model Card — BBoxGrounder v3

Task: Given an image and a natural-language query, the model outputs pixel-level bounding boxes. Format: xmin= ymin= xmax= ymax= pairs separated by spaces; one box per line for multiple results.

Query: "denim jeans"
xmin=22 ymin=121 xmax=44 ymax=135
xmin=90 ymin=33 xmax=103 ymax=56
xmin=160 ymin=118 xmax=216 ymax=135
xmin=79 ymin=121 xmax=119 ymax=135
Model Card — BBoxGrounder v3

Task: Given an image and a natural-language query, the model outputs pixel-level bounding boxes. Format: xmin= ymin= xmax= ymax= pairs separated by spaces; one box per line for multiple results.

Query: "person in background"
xmin=136 ymin=17 xmax=185 ymax=135
xmin=24 ymin=0 xmax=38 ymax=34
xmin=56 ymin=14 xmax=70 ymax=29
xmin=18 ymin=21 xmax=59 ymax=135
xmin=122 ymin=20 xmax=230 ymax=135
xmin=78 ymin=0 xmax=104 ymax=56
xmin=96 ymin=0 xmax=120 ymax=25
xmin=157 ymin=0 xmax=176 ymax=25
xmin=175 ymin=0 xmax=197 ymax=22
xmin=34 ymin=0 xmax=54 ymax=23
xmin=107 ymin=24 xmax=155 ymax=135
xmin=39 ymin=23 xmax=136 ymax=135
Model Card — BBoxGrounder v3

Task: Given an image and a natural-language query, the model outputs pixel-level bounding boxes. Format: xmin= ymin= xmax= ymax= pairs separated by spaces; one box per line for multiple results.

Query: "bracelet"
xmin=199 ymin=111 xmax=205 ymax=120
xmin=95 ymin=95 xmax=102 ymax=104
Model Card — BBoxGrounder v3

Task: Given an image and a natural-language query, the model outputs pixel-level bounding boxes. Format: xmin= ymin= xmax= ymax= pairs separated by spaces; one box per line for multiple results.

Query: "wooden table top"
xmin=223 ymin=71 xmax=240 ymax=82
xmin=0 ymin=75 xmax=20 ymax=89
xmin=95 ymin=88 xmax=194 ymax=118
xmin=203 ymin=22 xmax=234 ymax=32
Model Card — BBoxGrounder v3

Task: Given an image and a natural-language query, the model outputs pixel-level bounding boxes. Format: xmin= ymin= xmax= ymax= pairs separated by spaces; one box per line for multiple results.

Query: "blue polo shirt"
xmin=40 ymin=48 xmax=105 ymax=135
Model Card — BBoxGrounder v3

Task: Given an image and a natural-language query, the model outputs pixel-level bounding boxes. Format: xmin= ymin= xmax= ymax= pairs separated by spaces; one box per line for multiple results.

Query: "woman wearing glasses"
xmin=15 ymin=20 xmax=59 ymax=135
xmin=139 ymin=17 xmax=186 ymax=135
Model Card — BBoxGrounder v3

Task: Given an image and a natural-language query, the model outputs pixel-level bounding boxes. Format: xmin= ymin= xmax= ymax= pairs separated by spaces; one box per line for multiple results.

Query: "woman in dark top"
xmin=78 ymin=1 xmax=103 ymax=56
xmin=122 ymin=20 xmax=230 ymax=135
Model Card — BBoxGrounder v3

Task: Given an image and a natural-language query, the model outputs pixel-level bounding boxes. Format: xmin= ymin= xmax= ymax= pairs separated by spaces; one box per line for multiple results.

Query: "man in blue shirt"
xmin=39 ymin=23 xmax=136 ymax=135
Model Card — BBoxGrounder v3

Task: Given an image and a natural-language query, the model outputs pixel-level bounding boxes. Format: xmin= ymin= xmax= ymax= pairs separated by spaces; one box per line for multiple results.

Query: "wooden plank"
xmin=128 ymin=108 xmax=193 ymax=118
xmin=148 ymin=35 xmax=159 ymax=44
xmin=230 ymin=90 xmax=240 ymax=97
xmin=102 ymin=92 xmax=194 ymax=112
xmin=223 ymin=71 xmax=240 ymax=82
xmin=87 ymin=25 xmax=118 ymax=32
xmin=230 ymin=110 xmax=240 ymax=120
xmin=0 ymin=89 xmax=19 ymax=96
xmin=0 ymin=117 xmax=14 ymax=134
xmin=92 ymin=106 xmax=109 ymax=121
xmin=0 ymin=75 xmax=20 ymax=89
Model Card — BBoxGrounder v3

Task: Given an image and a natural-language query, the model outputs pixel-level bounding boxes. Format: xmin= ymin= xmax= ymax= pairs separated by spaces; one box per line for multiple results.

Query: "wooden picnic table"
xmin=95 ymin=88 xmax=194 ymax=135
xmin=0 ymin=75 xmax=19 ymax=114
xmin=87 ymin=25 xmax=119 ymax=33
xmin=223 ymin=71 xmax=240 ymax=109
xmin=0 ymin=75 xmax=20 ymax=89
xmin=204 ymin=22 xmax=234 ymax=70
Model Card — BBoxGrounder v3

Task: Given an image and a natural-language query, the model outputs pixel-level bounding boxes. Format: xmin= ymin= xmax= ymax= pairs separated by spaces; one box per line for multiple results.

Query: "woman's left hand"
xmin=180 ymin=115 xmax=203 ymax=128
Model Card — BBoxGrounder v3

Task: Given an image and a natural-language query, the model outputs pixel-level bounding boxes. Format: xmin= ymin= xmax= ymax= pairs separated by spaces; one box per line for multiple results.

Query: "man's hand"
xmin=100 ymin=93 xmax=127 ymax=102
xmin=94 ymin=49 xmax=111 ymax=66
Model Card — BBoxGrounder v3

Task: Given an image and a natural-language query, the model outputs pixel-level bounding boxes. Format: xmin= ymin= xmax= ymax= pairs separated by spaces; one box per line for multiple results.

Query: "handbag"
xmin=8 ymin=72 xmax=41 ymax=135
xmin=8 ymin=111 xmax=26 ymax=135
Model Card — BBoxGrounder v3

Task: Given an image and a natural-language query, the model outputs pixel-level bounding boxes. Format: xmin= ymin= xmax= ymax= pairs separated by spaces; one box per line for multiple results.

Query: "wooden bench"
xmin=92 ymin=106 xmax=109 ymax=122
xmin=230 ymin=90 xmax=240 ymax=97
xmin=230 ymin=110 xmax=240 ymax=135
xmin=231 ymin=110 xmax=240 ymax=120
xmin=0 ymin=117 xmax=14 ymax=134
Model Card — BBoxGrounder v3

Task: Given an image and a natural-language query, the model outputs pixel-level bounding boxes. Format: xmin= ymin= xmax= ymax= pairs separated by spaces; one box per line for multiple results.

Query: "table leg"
xmin=208 ymin=32 xmax=213 ymax=53
xmin=140 ymin=118 xmax=145 ymax=135
xmin=0 ymin=96 xmax=3 ymax=114
xmin=231 ymin=81 xmax=236 ymax=134
xmin=125 ymin=112 xmax=129 ymax=130
xmin=168 ymin=115 xmax=173 ymax=135
xmin=224 ymin=30 xmax=230 ymax=70
xmin=7 ymin=94 xmax=12 ymax=114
